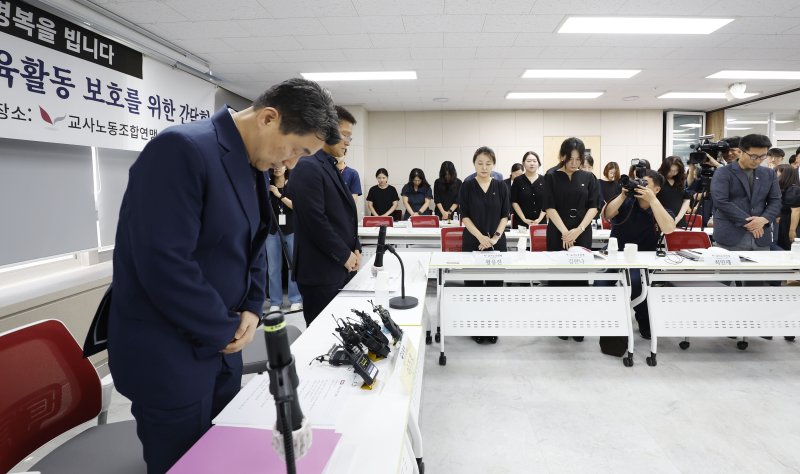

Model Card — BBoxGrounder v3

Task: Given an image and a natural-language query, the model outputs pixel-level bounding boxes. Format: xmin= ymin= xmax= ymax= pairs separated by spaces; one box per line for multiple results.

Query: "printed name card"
xmin=703 ymin=252 xmax=739 ymax=266
xmin=550 ymin=250 xmax=591 ymax=265
xmin=472 ymin=251 xmax=505 ymax=266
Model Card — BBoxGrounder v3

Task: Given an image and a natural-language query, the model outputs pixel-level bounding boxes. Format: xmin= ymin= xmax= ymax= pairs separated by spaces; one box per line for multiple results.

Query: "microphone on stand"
xmin=263 ymin=309 xmax=311 ymax=474
xmin=371 ymin=224 xmax=388 ymax=277
xmin=386 ymin=244 xmax=419 ymax=310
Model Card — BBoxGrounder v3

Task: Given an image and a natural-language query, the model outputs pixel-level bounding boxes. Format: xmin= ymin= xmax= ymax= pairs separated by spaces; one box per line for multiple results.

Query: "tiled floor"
xmin=12 ymin=290 xmax=800 ymax=473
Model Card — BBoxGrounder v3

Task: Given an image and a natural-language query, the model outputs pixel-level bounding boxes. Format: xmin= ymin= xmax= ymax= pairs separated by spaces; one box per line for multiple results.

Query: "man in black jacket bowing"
xmin=290 ymin=106 xmax=361 ymax=324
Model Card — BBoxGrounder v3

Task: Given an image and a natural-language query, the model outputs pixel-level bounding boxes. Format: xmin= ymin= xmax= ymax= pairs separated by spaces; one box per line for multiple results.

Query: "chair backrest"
xmin=529 ymin=224 xmax=548 ymax=252
xmin=601 ymin=218 xmax=612 ymax=229
xmin=509 ymin=214 xmax=515 ymax=229
xmin=391 ymin=209 xmax=403 ymax=222
xmin=362 ymin=216 xmax=393 ymax=228
xmin=441 ymin=227 xmax=464 ymax=252
xmin=685 ymin=214 xmax=702 ymax=229
xmin=664 ymin=231 xmax=712 ymax=251
xmin=410 ymin=215 xmax=439 ymax=228
xmin=0 ymin=320 xmax=102 ymax=472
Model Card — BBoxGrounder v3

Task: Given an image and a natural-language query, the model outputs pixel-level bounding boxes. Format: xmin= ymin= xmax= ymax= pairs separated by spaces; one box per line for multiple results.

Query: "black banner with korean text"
xmin=1 ymin=0 xmax=143 ymax=78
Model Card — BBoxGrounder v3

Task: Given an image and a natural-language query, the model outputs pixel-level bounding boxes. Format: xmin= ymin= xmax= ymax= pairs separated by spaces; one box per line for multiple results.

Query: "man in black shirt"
xmin=603 ymin=170 xmax=676 ymax=338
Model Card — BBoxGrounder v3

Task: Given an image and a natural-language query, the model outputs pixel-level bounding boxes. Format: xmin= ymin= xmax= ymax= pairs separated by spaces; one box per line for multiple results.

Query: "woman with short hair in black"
xmin=459 ymin=146 xmax=510 ymax=344
xmin=511 ymin=151 xmax=546 ymax=228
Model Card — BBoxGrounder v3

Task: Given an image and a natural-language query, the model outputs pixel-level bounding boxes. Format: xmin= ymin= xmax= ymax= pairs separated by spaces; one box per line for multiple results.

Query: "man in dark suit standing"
xmin=107 ymin=78 xmax=339 ymax=473
xmin=710 ymin=133 xmax=781 ymax=251
xmin=291 ymin=106 xmax=361 ymax=324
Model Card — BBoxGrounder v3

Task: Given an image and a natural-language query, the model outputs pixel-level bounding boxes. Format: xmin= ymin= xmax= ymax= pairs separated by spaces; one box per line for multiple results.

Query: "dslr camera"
xmin=619 ymin=174 xmax=647 ymax=193
xmin=688 ymin=135 xmax=729 ymax=166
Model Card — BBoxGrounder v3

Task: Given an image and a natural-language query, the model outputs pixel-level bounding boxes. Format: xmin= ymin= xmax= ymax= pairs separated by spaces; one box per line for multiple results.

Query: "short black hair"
xmin=510 ymin=163 xmax=524 ymax=173
xmin=521 ymin=151 xmax=541 ymax=166
xmin=584 ymin=155 xmax=594 ymax=167
xmin=739 ymin=134 xmax=772 ymax=151
xmin=768 ymin=148 xmax=785 ymax=158
xmin=790 ymin=154 xmax=798 ymax=165
xmin=335 ymin=105 xmax=357 ymax=125
xmin=644 ymin=169 xmax=664 ymax=188
xmin=252 ymin=78 xmax=340 ymax=145
xmin=473 ymin=146 xmax=496 ymax=164
xmin=722 ymin=136 xmax=741 ymax=149
xmin=375 ymin=168 xmax=388 ymax=178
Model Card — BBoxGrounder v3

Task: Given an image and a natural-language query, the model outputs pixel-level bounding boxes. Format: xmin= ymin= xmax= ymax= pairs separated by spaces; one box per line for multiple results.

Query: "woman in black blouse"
xmin=433 ymin=161 xmax=462 ymax=220
xmin=656 ymin=156 xmax=691 ymax=227
xmin=543 ymin=137 xmax=599 ymax=251
xmin=503 ymin=163 xmax=524 ymax=193
xmin=459 ymin=146 xmax=510 ymax=344
xmin=776 ymin=164 xmax=800 ymax=250
xmin=511 ymin=151 xmax=546 ymax=228
xmin=460 ymin=146 xmax=510 ymax=252
xmin=401 ymin=168 xmax=433 ymax=219
xmin=599 ymin=161 xmax=621 ymax=206
xmin=366 ymin=168 xmax=400 ymax=217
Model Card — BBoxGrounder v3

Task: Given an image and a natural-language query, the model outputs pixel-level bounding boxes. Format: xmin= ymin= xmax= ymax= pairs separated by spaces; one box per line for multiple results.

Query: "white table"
xmin=210 ymin=252 xmax=431 ymax=473
xmin=428 ymin=251 xmax=641 ymax=367
xmin=639 ymin=251 xmax=800 ymax=366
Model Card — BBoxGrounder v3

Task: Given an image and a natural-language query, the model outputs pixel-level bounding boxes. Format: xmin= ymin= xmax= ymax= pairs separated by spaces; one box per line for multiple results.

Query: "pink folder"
xmin=169 ymin=426 xmax=342 ymax=474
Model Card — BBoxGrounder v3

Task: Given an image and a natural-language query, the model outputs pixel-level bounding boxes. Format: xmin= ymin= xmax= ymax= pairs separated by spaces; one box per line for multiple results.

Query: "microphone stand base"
xmin=390 ymin=295 xmax=418 ymax=310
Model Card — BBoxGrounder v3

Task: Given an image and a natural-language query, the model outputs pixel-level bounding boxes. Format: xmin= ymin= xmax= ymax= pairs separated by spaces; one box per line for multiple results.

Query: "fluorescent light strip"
xmin=522 ymin=69 xmax=640 ymax=79
xmin=680 ymin=124 xmax=703 ymax=128
xmin=708 ymin=70 xmax=800 ymax=80
xmin=725 ymin=127 xmax=752 ymax=130
xmin=506 ymin=92 xmax=603 ymax=99
xmin=728 ymin=120 xmax=793 ymax=124
xmin=301 ymin=71 xmax=417 ymax=81
xmin=658 ymin=92 xmax=759 ymax=99
xmin=558 ymin=17 xmax=733 ymax=35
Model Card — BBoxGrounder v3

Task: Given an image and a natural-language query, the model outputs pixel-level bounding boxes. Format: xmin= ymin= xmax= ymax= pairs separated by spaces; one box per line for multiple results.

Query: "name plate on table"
xmin=703 ymin=252 xmax=739 ymax=266
xmin=472 ymin=251 xmax=505 ymax=265
xmin=395 ymin=333 xmax=418 ymax=395
xmin=549 ymin=250 xmax=591 ymax=265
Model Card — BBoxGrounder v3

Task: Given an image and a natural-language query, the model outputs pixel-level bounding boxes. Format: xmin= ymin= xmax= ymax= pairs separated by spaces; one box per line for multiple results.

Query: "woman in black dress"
xmin=543 ymin=137 xmax=599 ymax=251
xmin=460 ymin=146 xmax=510 ymax=252
xmin=401 ymin=168 xmax=433 ymax=219
xmin=775 ymin=164 xmax=800 ymax=250
xmin=503 ymin=163 xmax=524 ymax=193
xmin=599 ymin=161 xmax=621 ymax=206
xmin=433 ymin=161 xmax=462 ymax=221
xmin=459 ymin=146 xmax=510 ymax=344
xmin=656 ymin=156 xmax=691 ymax=227
xmin=511 ymin=151 xmax=546 ymax=228
xmin=366 ymin=168 xmax=400 ymax=217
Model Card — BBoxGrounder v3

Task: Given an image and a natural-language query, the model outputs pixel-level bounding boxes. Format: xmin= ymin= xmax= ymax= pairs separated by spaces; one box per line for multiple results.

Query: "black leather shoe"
xmin=472 ymin=336 xmax=484 ymax=343
xmin=488 ymin=336 xmax=498 ymax=344
xmin=572 ymin=336 xmax=584 ymax=342
xmin=557 ymin=336 xmax=569 ymax=340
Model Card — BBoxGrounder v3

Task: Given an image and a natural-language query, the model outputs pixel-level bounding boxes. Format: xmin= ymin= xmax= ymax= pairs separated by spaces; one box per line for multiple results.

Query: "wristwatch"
xmin=493 ymin=231 xmax=501 ymax=237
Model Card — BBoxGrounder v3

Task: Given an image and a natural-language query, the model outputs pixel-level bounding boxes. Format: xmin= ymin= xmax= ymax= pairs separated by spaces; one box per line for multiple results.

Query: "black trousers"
xmin=130 ymin=356 xmax=241 ymax=474
xmin=299 ymin=272 xmax=354 ymax=325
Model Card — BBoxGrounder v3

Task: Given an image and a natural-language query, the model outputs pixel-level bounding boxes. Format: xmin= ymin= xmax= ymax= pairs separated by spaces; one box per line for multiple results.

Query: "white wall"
xmin=362 ymin=109 xmax=663 ymax=212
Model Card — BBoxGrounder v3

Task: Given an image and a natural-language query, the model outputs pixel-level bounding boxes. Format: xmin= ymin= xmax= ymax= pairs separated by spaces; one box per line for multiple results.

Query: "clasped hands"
xmin=743 ymin=216 xmax=769 ymax=239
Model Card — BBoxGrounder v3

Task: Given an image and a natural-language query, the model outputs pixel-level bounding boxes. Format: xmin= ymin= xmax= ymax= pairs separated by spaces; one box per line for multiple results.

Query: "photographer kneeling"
xmin=604 ymin=170 xmax=676 ymax=339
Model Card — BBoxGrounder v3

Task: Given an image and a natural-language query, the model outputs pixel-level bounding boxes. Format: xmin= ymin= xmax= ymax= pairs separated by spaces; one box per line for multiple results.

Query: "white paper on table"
xmin=340 ymin=270 xmax=400 ymax=294
xmin=213 ymin=369 xmax=369 ymax=429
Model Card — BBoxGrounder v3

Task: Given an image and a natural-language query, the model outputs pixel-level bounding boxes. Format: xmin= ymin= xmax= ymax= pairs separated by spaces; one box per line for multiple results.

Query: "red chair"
xmin=664 ymin=231 xmax=712 ymax=251
xmin=410 ymin=215 xmax=440 ymax=228
xmin=363 ymin=216 xmax=393 ymax=227
xmin=0 ymin=320 xmax=143 ymax=473
xmin=601 ymin=218 xmax=612 ymax=229
xmin=684 ymin=214 xmax=703 ymax=229
xmin=529 ymin=224 xmax=548 ymax=252
xmin=441 ymin=227 xmax=464 ymax=252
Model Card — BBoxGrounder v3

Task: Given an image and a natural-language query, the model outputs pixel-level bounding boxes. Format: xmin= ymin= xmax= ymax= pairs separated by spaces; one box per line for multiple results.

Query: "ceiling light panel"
xmin=658 ymin=92 xmax=759 ymax=99
xmin=707 ymin=70 xmax=800 ymax=80
xmin=506 ymin=92 xmax=604 ymax=99
xmin=558 ymin=17 xmax=734 ymax=35
xmin=521 ymin=69 xmax=641 ymax=78
xmin=301 ymin=71 xmax=417 ymax=81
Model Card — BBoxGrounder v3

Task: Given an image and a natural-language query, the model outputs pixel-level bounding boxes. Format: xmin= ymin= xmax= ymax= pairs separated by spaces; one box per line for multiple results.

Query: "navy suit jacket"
xmin=107 ymin=106 xmax=267 ymax=408
xmin=710 ymin=160 xmax=781 ymax=247
xmin=290 ymin=149 xmax=360 ymax=286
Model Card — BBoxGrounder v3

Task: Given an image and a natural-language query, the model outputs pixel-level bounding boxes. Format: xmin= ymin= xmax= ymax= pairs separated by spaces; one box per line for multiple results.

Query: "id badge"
xmin=279 ymin=213 xmax=287 ymax=226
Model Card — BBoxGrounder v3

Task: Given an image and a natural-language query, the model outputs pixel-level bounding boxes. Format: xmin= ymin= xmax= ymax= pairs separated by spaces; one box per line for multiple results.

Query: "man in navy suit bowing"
xmin=291 ymin=106 xmax=361 ymax=324
xmin=107 ymin=78 xmax=339 ymax=473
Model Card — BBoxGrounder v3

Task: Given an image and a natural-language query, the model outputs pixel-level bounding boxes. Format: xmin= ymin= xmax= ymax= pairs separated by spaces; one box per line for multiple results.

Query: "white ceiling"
xmin=88 ymin=0 xmax=800 ymax=111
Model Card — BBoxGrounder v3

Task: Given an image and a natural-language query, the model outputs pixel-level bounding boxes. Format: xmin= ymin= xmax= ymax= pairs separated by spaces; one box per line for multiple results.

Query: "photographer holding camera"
xmin=603 ymin=169 xmax=676 ymax=338
xmin=710 ymin=134 xmax=781 ymax=252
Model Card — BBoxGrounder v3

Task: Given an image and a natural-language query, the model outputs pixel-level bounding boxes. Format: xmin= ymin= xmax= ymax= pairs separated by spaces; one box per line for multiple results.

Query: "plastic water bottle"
xmin=375 ymin=270 xmax=390 ymax=307
xmin=792 ymin=238 xmax=800 ymax=259
xmin=453 ymin=212 xmax=459 ymax=226
xmin=518 ymin=235 xmax=528 ymax=254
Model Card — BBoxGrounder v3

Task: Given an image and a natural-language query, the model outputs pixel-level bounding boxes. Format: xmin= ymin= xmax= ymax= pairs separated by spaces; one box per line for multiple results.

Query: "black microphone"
xmin=372 ymin=224 xmax=388 ymax=276
xmin=262 ymin=310 xmax=306 ymax=472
